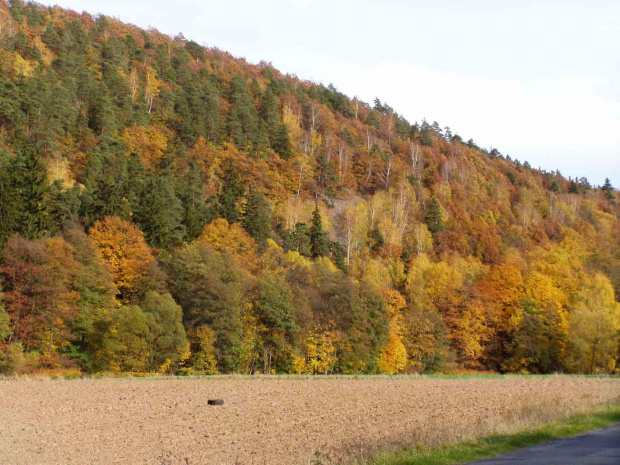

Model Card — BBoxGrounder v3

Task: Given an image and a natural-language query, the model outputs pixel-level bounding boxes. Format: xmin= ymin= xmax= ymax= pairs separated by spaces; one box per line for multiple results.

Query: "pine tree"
xmin=42 ymin=25 xmax=63 ymax=53
xmin=310 ymin=204 xmax=329 ymax=258
xmin=602 ymin=178 xmax=616 ymax=203
xmin=282 ymin=223 xmax=311 ymax=257
xmin=242 ymin=189 xmax=271 ymax=249
xmin=226 ymin=76 xmax=259 ymax=149
xmin=260 ymin=86 xmax=279 ymax=130
xmin=218 ymin=167 xmax=244 ymax=223
xmin=271 ymin=124 xmax=293 ymax=160
xmin=12 ymin=146 xmax=50 ymax=239
xmin=132 ymin=175 xmax=185 ymax=249
xmin=9 ymin=0 xmax=24 ymax=24
xmin=366 ymin=110 xmax=381 ymax=130
xmin=0 ymin=152 xmax=20 ymax=245
xmin=177 ymin=163 xmax=215 ymax=242
xmin=329 ymin=241 xmax=346 ymax=272
xmin=424 ymin=197 xmax=445 ymax=233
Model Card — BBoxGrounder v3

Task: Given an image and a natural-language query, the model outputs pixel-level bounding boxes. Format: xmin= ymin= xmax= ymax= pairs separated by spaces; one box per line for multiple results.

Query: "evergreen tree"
xmin=424 ymin=197 xmax=445 ymax=233
xmin=79 ymin=146 xmax=131 ymax=226
xmin=176 ymin=163 xmax=215 ymax=241
xmin=366 ymin=227 xmax=385 ymax=251
xmin=602 ymin=178 xmax=616 ymax=203
xmin=9 ymin=0 xmax=24 ymax=23
xmin=226 ymin=76 xmax=259 ymax=149
xmin=420 ymin=127 xmax=433 ymax=146
xmin=42 ymin=25 xmax=63 ymax=53
xmin=315 ymin=152 xmax=337 ymax=200
xmin=271 ymin=124 xmax=293 ymax=160
xmin=132 ymin=175 xmax=185 ymax=249
xmin=282 ymin=223 xmax=312 ymax=257
xmin=48 ymin=181 xmax=81 ymax=231
xmin=310 ymin=204 xmax=329 ymax=258
xmin=260 ymin=86 xmax=279 ymax=129
xmin=242 ymin=189 xmax=271 ymax=249
xmin=87 ymin=83 xmax=116 ymax=135
xmin=329 ymin=241 xmax=346 ymax=272
xmin=366 ymin=110 xmax=381 ymax=130
xmin=0 ymin=152 xmax=20 ymax=245
xmin=12 ymin=146 xmax=50 ymax=239
xmin=218 ymin=167 xmax=244 ymax=223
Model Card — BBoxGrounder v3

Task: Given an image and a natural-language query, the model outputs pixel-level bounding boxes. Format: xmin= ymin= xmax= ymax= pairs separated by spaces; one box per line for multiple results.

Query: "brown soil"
xmin=1 ymin=376 xmax=618 ymax=464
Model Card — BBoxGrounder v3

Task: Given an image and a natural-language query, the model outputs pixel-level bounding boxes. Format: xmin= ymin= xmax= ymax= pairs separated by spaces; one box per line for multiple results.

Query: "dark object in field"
xmin=208 ymin=399 xmax=224 ymax=406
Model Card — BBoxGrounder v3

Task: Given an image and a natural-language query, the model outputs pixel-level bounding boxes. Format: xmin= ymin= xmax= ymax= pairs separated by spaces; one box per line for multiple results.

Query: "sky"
xmin=40 ymin=0 xmax=620 ymax=186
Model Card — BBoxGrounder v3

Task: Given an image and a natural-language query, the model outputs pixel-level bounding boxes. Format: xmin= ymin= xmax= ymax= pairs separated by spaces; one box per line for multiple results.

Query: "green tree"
xmin=9 ymin=0 xmax=24 ymax=23
xmin=12 ymin=146 xmax=50 ymax=239
xmin=132 ymin=175 xmax=185 ymax=249
xmin=282 ymin=223 xmax=312 ymax=257
xmin=141 ymin=291 xmax=188 ymax=372
xmin=424 ymin=197 xmax=445 ymax=233
xmin=218 ymin=167 xmax=244 ymax=223
xmin=103 ymin=305 xmax=150 ymax=372
xmin=226 ymin=76 xmax=259 ymax=149
xmin=310 ymin=205 xmax=329 ymax=258
xmin=0 ymin=152 xmax=20 ymax=245
xmin=366 ymin=110 xmax=381 ymax=130
xmin=242 ymin=189 xmax=271 ymax=249
xmin=602 ymin=178 xmax=616 ymax=204
xmin=176 ymin=163 xmax=216 ymax=241
xmin=271 ymin=123 xmax=294 ymax=160
xmin=42 ymin=25 xmax=63 ymax=53
xmin=59 ymin=227 xmax=117 ymax=372
xmin=0 ymin=293 xmax=12 ymax=342
xmin=255 ymin=275 xmax=299 ymax=372
xmin=168 ymin=242 xmax=246 ymax=372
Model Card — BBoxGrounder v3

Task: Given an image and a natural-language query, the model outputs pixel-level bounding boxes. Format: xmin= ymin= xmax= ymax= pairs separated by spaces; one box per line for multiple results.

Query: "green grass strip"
xmin=365 ymin=404 xmax=620 ymax=465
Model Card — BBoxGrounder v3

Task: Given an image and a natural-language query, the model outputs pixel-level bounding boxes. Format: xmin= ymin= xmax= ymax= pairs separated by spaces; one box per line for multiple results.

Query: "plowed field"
xmin=1 ymin=376 xmax=618 ymax=464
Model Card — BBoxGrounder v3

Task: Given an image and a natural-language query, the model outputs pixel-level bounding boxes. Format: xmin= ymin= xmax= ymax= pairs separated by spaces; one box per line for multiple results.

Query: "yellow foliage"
xmin=0 ymin=51 xmax=35 ymax=77
xmin=377 ymin=330 xmax=408 ymax=374
xmin=357 ymin=257 xmax=391 ymax=290
xmin=120 ymin=124 xmax=169 ymax=170
xmin=196 ymin=218 xmax=258 ymax=271
xmin=377 ymin=289 xmax=408 ymax=374
xmin=259 ymin=239 xmax=286 ymax=274
xmin=190 ymin=326 xmax=218 ymax=374
xmin=524 ymin=271 xmax=568 ymax=310
xmin=284 ymin=250 xmax=313 ymax=269
xmin=565 ymin=273 xmax=620 ymax=373
xmin=282 ymin=105 xmax=302 ymax=147
xmin=314 ymin=256 xmax=339 ymax=273
xmin=303 ymin=327 xmax=341 ymax=374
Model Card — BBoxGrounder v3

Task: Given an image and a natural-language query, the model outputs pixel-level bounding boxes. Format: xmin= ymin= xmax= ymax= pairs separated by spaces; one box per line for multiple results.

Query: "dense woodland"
xmin=0 ymin=0 xmax=619 ymax=376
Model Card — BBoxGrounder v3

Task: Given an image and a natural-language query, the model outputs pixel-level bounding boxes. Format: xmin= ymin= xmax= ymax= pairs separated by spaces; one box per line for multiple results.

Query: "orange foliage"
xmin=89 ymin=217 xmax=159 ymax=304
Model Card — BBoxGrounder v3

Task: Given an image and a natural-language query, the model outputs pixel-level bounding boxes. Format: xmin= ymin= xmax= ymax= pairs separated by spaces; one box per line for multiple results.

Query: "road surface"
xmin=472 ymin=423 xmax=620 ymax=464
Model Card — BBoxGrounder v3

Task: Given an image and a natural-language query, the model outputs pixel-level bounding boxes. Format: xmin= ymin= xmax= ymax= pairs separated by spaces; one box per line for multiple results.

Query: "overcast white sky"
xmin=40 ymin=0 xmax=620 ymax=186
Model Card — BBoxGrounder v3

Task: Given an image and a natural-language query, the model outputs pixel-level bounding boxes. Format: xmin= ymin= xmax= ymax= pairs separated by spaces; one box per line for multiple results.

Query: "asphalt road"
xmin=472 ymin=424 xmax=620 ymax=464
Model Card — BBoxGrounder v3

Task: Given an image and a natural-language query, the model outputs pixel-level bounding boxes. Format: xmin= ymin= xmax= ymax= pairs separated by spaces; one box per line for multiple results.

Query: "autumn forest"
xmin=0 ymin=0 xmax=619 ymax=376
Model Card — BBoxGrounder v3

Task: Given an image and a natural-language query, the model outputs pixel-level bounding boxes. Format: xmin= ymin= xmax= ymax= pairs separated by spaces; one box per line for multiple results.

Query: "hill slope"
xmin=0 ymin=0 xmax=619 ymax=375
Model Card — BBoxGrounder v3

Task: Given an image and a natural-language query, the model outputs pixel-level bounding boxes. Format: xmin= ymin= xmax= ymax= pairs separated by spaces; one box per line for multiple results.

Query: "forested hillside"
xmin=0 ymin=0 xmax=619 ymax=375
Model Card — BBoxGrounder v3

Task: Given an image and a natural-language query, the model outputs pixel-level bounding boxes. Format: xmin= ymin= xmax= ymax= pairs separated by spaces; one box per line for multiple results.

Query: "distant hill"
xmin=0 ymin=0 xmax=618 ymax=376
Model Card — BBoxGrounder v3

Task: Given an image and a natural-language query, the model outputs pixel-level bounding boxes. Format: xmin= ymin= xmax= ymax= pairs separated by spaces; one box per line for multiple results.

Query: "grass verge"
xmin=363 ymin=403 xmax=620 ymax=465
